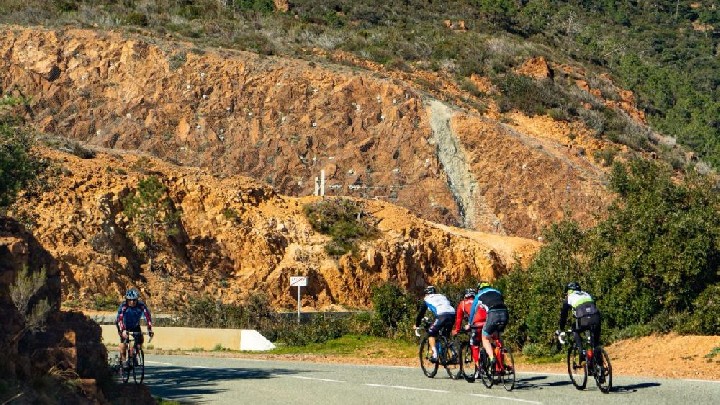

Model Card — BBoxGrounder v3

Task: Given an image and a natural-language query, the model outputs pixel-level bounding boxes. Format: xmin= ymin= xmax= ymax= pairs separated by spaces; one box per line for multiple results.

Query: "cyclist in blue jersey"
xmin=414 ymin=286 xmax=455 ymax=362
xmin=469 ymin=281 xmax=509 ymax=368
xmin=116 ymin=288 xmax=154 ymax=369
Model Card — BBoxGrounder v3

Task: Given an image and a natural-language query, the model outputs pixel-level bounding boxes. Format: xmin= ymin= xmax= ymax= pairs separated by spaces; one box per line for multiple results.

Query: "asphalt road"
xmin=142 ymin=355 xmax=720 ymax=404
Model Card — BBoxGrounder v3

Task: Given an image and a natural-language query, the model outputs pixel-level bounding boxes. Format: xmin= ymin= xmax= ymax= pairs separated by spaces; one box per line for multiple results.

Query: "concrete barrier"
xmin=100 ymin=325 xmax=275 ymax=351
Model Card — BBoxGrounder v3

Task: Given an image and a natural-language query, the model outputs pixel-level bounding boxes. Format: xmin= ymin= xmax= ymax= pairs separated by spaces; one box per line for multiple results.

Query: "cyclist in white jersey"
xmin=414 ymin=286 xmax=456 ymax=362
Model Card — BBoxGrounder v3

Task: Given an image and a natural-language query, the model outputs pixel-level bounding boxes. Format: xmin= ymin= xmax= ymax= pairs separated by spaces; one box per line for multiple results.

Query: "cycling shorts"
xmin=428 ymin=314 xmax=455 ymax=337
xmin=482 ymin=309 xmax=508 ymax=337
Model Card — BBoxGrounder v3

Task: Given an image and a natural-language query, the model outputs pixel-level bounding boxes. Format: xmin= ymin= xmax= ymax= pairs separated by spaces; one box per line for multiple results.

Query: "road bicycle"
xmin=463 ymin=330 xmax=515 ymax=391
xmin=416 ymin=317 xmax=463 ymax=379
xmin=558 ymin=329 xmax=612 ymax=393
xmin=118 ymin=331 xmax=151 ymax=384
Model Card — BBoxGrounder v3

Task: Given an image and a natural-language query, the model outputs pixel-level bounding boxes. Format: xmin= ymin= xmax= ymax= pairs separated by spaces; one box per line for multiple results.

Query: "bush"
xmin=370 ymin=282 xmax=414 ymax=336
xmin=687 ymin=284 xmax=720 ymax=335
xmin=303 ymin=198 xmax=379 ymax=256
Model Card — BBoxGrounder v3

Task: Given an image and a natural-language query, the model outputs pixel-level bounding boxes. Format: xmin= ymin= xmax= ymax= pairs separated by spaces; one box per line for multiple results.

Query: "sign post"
xmin=290 ymin=276 xmax=307 ymax=323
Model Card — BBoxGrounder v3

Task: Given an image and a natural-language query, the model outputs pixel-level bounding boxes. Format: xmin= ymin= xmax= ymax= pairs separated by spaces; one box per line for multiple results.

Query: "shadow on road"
xmin=612 ymin=382 xmax=661 ymax=394
xmin=143 ymin=365 xmax=302 ymax=402
xmin=509 ymin=375 xmax=572 ymax=390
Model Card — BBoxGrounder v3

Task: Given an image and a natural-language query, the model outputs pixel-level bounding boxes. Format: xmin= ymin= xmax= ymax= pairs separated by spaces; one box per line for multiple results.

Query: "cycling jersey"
xmin=469 ymin=287 xmax=507 ymax=322
xmin=559 ymin=290 xmax=602 ymax=350
xmin=414 ymin=293 xmax=455 ymax=327
xmin=559 ymin=290 xmax=599 ymax=329
xmin=116 ymin=300 xmax=153 ymax=332
xmin=453 ymin=297 xmax=487 ymax=334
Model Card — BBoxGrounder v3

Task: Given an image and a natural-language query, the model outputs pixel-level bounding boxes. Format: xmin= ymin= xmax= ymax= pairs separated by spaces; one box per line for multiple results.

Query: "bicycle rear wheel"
xmin=459 ymin=342 xmax=475 ymax=382
xmin=442 ymin=338 xmax=461 ymax=379
xmin=593 ymin=347 xmax=612 ymax=393
xmin=500 ymin=346 xmax=515 ymax=391
xmin=567 ymin=344 xmax=587 ymax=390
xmin=132 ymin=348 xmax=145 ymax=384
xmin=479 ymin=349 xmax=494 ymax=388
xmin=419 ymin=337 xmax=438 ymax=378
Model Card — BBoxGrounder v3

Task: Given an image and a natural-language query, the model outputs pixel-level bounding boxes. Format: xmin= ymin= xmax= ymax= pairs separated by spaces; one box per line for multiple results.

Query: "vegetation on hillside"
xmin=0 ymin=95 xmax=44 ymax=209
xmin=499 ymin=158 xmax=720 ymax=348
xmin=303 ymin=198 xmax=379 ymax=256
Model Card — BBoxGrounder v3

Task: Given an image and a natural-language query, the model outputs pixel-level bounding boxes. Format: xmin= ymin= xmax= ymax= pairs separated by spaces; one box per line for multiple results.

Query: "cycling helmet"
xmin=477 ymin=281 xmax=491 ymax=290
xmin=424 ymin=286 xmax=436 ymax=295
xmin=464 ymin=288 xmax=477 ymax=298
xmin=565 ymin=282 xmax=581 ymax=292
xmin=125 ymin=288 xmax=140 ymax=300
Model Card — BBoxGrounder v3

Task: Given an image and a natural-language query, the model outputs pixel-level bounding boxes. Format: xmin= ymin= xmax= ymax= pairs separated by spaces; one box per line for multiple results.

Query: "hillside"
xmin=0 ymin=25 xmax=633 ymax=241
xmin=9 ymin=145 xmax=540 ymax=311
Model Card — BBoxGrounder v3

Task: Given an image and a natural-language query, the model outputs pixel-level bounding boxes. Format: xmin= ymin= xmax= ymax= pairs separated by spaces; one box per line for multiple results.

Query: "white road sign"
xmin=290 ymin=276 xmax=307 ymax=287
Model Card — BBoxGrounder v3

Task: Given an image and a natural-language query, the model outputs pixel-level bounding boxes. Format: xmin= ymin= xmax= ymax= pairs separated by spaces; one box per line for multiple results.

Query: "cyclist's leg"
xmin=572 ymin=320 xmax=585 ymax=358
xmin=427 ymin=319 xmax=442 ymax=359
xmin=481 ymin=312 xmax=500 ymax=363
xmin=470 ymin=328 xmax=481 ymax=366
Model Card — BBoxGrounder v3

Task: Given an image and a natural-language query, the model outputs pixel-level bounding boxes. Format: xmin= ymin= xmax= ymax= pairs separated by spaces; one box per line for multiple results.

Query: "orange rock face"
xmin=11 ymin=148 xmax=539 ymax=311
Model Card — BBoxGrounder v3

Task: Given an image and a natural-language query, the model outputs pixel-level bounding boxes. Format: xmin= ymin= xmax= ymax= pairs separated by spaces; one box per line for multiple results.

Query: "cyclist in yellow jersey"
xmin=556 ymin=282 xmax=601 ymax=360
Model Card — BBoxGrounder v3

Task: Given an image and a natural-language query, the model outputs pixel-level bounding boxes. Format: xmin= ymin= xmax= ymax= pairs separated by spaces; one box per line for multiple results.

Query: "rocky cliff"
xmin=0 ymin=26 xmax=627 ymax=240
xmin=10 ymin=147 xmax=539 ymax=311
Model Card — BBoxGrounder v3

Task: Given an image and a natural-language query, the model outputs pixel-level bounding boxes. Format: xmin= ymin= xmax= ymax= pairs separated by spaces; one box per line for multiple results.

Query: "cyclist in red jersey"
xmin=452 ymin=288 xmax=487 ymax=377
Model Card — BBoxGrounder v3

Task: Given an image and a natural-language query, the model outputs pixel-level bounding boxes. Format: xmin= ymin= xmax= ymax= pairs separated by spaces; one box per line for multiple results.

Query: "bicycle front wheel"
xmin=442 ymin=338 xmax=461 ymax=379
xmin=132 ymin=349 xmax=145 ymax=384
xmin=419 ymin=337 xmax=438 ymax=378
xmin=593 ymin=347 xmax=612 ymax=393
xmin=500 ymin=346 xmax=515 ymax=391
xmin=567 ymin=345 xmax=587 ymax=390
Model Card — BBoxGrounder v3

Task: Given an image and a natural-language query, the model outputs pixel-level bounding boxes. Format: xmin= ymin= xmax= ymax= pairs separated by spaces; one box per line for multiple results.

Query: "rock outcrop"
xmin=10 ymin=147 xmax=539 ymax=311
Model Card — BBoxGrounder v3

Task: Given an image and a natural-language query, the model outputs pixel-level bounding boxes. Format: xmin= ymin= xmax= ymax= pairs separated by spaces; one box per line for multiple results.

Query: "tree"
xmin=0 ymin=96 xmax=42 ymax=210
xmin=122 ymin=175 xmax=181 ymax=272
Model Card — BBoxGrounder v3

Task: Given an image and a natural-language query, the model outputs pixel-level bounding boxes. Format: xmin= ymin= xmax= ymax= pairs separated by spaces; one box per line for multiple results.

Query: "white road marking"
xmin=469 ymin=393 xmax=542 ymax=404
xmin=365 ymin=384 xmax=449 ymax=393
xmin=291 ymin=376 xmax=345 ymax=383
xmin=145 ymin=361 xmax=173 ymax=365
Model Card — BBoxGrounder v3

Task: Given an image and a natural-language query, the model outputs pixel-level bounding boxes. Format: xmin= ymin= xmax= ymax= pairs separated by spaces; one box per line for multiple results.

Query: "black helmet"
xmin=125 ymin=288 xmax=140 ymax=300
xmin=424 ymin=286 xmax=436 ymax=295
xmin=464 ymin=288 xmax=477 ymax=298
xmin=565 ymin=282 xmax=581 ymax=292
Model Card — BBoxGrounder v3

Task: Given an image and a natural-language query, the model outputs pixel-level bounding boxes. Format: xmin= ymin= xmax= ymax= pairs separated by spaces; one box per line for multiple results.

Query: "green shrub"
xmin=687 ymin=284 xmax=720 ymax=335
xmin=303 ymin=198 xmax=379 ymax=256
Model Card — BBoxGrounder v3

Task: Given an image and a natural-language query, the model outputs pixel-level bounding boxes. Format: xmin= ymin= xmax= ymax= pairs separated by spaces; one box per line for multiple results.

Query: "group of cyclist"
xmin=414 ymin=280 xmax=602 ymax=379
xmin=114 ymin=279 xmax=602 ymax=378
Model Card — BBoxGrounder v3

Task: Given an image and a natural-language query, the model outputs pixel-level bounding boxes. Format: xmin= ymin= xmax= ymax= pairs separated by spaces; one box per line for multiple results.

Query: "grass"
xmin=269 ymin=334 xmax=417 ymax=358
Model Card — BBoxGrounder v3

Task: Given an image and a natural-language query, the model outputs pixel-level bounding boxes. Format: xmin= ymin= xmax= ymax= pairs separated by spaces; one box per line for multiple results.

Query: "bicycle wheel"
xmin=419 ymin=336 xmax=438 ymax=378
xmin=442 ymin=338 xmax=461 ymax=379
xmin=567 ymin=344 xmax=587 ymax=390
xmin=132 ymin=348 xmax=145 ymax=384
xmin=500 ymin=346 xmax=515 ymax=391
xmin=593 ymin=347 xmax=612 ymax=393
xmin=479 ymin=349 xmax=494 ymax=388
xmin=459 ymin=342 xmax=475 ymax=382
